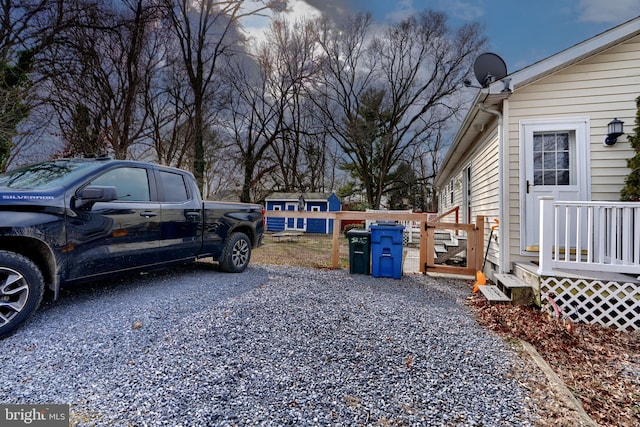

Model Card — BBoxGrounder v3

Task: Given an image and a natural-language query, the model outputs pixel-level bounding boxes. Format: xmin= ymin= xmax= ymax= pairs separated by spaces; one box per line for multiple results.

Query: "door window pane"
xmin=543 ymin=152 xmax=556 ymax=169
xmin=557 ymin=152 xmax=569 ymax=169
xmin=533 ymin=152 xmax=542 ymax=170
xmin=533 ymin=131 xmax=572 ymax=186
xmin=558 ymin=170 xmax=570 ymax=185
xmin=544 ymin=171 xmax=556 ymax=185
xmin=543 ymin=134 xmax=556 ymax=151
xmin=556 ymin=133 xmax=569 ymax=151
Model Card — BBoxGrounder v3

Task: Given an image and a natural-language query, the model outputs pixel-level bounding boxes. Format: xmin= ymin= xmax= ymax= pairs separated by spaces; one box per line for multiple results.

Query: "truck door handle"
xmin=186 ymin=212 xmax=200 ymax=222
xmin=140 ymin=211 xmax=158 ymax=218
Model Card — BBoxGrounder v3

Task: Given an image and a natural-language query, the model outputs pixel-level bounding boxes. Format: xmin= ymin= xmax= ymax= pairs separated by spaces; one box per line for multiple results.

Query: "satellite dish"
xmin=473 ymin=53 xmax=507 ymax=88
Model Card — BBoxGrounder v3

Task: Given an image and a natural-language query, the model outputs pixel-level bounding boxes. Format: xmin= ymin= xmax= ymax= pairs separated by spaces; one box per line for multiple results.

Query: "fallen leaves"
xmin=466 ymin=292 xmax=640 ymax=427
xmin=405 ymin=354 xmax=413 ymax=369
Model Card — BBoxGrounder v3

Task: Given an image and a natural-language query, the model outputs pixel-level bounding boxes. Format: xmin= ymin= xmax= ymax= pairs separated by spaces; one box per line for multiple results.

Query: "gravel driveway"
xmin=2 ymin=264 xmax=539 ymax=426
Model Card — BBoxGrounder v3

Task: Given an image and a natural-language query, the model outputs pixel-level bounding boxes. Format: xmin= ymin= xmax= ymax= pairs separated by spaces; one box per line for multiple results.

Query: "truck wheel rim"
xmin=0 ymin=267 xmax=29 ymax=326
xmin=231 ymin=239 xmax=249 ymax=268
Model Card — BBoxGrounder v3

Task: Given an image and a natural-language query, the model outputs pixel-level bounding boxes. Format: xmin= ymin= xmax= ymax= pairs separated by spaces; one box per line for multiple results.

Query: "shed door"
xmin=522 ymin=119 xmax=589 ymax=252
xmin=285 ymin=203 xmax=306 ymax=231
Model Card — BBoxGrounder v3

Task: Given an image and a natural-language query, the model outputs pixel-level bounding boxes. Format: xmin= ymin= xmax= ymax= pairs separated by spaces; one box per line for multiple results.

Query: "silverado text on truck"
xmin=0 ymin=158 xmax=264 ymax=337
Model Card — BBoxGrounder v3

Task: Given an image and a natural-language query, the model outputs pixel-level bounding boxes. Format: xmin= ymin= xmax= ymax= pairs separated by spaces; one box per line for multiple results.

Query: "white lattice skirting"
xmin=541 ymin=277 xmax=640 ymax=331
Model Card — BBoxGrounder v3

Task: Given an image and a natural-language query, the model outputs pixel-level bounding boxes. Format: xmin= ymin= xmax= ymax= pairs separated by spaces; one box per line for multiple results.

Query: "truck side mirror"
xmin=74 ymin=185 xmax=118 ymax=209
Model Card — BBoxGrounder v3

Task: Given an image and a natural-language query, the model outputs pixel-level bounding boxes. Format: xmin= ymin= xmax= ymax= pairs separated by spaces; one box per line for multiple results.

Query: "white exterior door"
xmin=285 ymin=203 xmax=306 ymax=231
xmin=521 ymin=118 xmax=590 ymax=252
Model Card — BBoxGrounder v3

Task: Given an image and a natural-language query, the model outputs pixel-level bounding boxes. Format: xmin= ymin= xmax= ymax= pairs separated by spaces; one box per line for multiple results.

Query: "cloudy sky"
xmin=244 ymin=0 xmax=639 ymax=73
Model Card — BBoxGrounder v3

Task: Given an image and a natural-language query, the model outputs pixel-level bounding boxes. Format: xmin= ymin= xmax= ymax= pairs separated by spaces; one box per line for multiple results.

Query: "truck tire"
xmin=0 ymin=251 xmax=45 ymax=338
xmin=219 ymin=232 xmax=251 ymax=273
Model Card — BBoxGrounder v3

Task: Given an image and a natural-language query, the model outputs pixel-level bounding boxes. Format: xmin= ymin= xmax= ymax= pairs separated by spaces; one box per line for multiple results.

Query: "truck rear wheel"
xmin=0 ymin=251 xmax=45 ymax=338
xmin=219 ymin=232 xmax=251 ymax=273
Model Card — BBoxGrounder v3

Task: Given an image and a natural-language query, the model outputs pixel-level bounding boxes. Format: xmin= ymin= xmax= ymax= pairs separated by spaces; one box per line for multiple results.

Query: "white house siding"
xmin=438 ymin=122 xmax=501 ymax=268
xmin=506 ymin=34 xmax=640 ymax=263
xmin=470 ymin=129 xmax=501 ymax=268
xmin=442 ymin=174 xmax=464 ymax=219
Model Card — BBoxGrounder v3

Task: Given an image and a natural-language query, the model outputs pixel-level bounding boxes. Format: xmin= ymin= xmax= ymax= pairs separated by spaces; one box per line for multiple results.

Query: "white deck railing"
xmin=538 ymin=197 xmax=640 ymax=275
xmin=365 ymin=209 xmax=431 ymax=243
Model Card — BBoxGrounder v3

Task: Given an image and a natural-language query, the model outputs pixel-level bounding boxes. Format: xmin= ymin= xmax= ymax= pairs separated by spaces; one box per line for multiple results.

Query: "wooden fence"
xmin=264 ymin=210 xmax=484 ymax=276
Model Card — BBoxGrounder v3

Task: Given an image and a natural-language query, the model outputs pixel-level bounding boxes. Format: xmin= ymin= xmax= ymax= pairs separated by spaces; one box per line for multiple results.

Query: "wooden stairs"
xmin=478 ymin=273 xmax=536 ymax=306
xmin=433 ymin=230 xmax=467 ymax=264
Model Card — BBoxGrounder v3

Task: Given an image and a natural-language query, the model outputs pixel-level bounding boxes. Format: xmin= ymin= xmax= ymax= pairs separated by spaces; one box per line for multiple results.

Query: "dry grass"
xmin=252 ymin=232 xmax=351 ymax=269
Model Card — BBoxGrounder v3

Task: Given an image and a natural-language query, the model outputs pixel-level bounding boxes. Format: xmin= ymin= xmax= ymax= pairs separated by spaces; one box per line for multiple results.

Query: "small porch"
xmin=511 ymin=261 xmax=639 ymax=331
xmin=498 ymin=199 xmax=640 ymax=331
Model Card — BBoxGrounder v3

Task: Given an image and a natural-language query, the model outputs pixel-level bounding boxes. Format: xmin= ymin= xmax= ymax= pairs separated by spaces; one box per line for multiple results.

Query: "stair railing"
xmin=433 ymin=206 xmax=459 ymax=223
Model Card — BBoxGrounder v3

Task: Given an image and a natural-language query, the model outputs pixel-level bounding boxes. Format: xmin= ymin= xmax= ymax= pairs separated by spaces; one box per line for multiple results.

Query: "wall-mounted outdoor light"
xmin=604 ymin=118 xmax=624 ymax=146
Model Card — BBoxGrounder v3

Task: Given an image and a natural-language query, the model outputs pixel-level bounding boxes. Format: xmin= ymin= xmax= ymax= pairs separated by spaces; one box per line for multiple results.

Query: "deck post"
xmin=420 ymin=220 xmax=427 ymax=273
xmin=475 ymin=215 xmax=484 ymax=272
xmin=538 ymin=196 xmax=555 ymax=275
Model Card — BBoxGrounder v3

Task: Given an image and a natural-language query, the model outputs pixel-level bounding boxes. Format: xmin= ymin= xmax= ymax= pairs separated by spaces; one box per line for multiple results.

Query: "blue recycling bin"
xmin=370 ymin=223 xmax=404 ymax=279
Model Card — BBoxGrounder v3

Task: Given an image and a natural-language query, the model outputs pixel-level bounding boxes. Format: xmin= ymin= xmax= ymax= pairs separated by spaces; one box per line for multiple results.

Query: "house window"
xmin=311 ymin=206 xmax=320 ymax=212
xmin=272 ymin=205 xmax=282 ymax=211
xmin=449 ymin=179 xmax=454 ymax=205
xmin=533 ymin=131 xmax=573 ymax=185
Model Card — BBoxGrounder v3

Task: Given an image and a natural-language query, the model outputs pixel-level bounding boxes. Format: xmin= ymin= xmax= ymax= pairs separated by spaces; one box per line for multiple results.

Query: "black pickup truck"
xmin=0 ymin=158 xmax=264 ymax=337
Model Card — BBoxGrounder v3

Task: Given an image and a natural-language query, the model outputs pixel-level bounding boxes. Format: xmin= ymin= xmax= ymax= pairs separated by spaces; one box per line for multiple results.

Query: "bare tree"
xmin=313 ymin=11 xmax=485 ymax=208
xmin=143 ymin=33 xmax=196 ymax=168
xmin=43 ymin=0 xmax=165 ymax=159
xmin=266 ymin=18 xmax=326 ymax=192
xmin=217 ymin=15 xmax=329 ymax=202
xmin=220 ymin=50 xmax=284 ymax=203
xmin=0 ymin=0 xmax=66 ymax=169
xmin=162 ymin=0 xmax=282 ymax=194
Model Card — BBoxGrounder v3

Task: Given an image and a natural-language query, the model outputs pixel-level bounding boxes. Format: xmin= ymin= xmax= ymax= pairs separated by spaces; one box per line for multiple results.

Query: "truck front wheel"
xmin=219 ymin=232 xmax=251 ymax=273
xmin=0 ymin=251 xmax=45 ymax=338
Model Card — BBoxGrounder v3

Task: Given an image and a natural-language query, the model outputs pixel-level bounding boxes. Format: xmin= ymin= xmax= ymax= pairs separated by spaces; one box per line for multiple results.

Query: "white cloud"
xmin=385 ymin=0 xmax=416 ymax=23
xmin=438 ymin=0 xmax=485 ymax=21
xmin=577 ymin=0 xmax=640 ymax=23
xmin=241 ymin=0 xmax=322 ymax=44
xmin=385 ymin=0 xmax=486 ymax=23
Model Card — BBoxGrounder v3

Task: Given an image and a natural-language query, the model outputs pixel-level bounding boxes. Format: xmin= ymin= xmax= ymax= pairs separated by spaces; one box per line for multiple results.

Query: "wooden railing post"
xmin=474 ymin=216 xmax=484 ymax=272
xmin=420 ymin=220 xmax=427 ymax=273
xmin=332 ymin=212 xmax=341 ymax=268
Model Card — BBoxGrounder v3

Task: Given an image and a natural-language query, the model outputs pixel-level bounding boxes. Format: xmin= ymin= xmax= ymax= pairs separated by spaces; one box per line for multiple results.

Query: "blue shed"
xmin=265 ymin=192 xmax=342 ymax=234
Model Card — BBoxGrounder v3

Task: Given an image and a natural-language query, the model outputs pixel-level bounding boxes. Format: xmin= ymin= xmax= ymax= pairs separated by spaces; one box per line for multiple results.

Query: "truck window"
xmin=158 ymin=171 xmax=189 ymax=202
xmin=89 ymin=167 xmax=150 ymax=201
xmin=0 ymin=159 xmax=103 ymax=190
